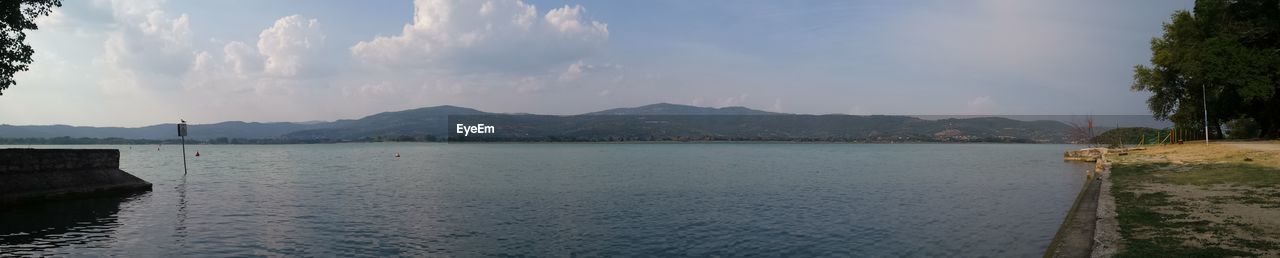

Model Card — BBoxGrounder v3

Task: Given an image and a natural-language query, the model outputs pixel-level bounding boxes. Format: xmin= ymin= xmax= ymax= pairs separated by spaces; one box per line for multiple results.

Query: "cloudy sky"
xmin=2 ymin=0 xmax=1192 ymax=127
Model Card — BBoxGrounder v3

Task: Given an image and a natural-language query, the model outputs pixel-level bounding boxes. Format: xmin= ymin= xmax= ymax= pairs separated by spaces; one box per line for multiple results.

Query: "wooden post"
xmin=178 ymin=121 xmax=188 ymax=175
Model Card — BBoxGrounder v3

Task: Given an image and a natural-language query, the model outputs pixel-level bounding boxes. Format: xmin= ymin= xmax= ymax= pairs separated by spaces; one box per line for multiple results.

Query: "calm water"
xmin=1 ymin=143 xmax=1090 ymax=257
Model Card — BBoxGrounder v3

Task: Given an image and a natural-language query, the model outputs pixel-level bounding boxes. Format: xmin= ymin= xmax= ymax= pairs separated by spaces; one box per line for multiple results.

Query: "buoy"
xmin=195 ymin=151 xmax=201 ymax=157
xmin=394 ymin=152 xmax=400 ymax=158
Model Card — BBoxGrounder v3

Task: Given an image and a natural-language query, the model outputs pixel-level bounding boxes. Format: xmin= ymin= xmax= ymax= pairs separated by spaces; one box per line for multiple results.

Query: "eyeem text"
xmin=456 ymin=124 xmax=495 ymax=136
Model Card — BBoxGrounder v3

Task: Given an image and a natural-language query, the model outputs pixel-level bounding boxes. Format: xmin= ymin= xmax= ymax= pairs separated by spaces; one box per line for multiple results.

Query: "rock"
xmin=1065 ymin=148 xmax=1107 ymax=162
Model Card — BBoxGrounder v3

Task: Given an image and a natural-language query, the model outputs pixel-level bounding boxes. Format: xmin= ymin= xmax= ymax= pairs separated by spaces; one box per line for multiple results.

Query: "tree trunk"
xmin=1213 ymin=118 xmax=1225 ymax=140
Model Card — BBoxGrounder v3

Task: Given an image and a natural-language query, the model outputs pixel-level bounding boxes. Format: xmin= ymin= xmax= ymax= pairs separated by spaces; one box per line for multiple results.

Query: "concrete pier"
xmin=0 ymin=149 xmax=152 ymax=208
xmin=1047 ymin=148 xmax=1114 ymax=258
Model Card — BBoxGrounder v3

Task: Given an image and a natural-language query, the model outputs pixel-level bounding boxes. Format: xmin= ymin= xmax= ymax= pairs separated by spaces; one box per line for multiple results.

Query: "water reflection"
xmin=0 ymin=194 xmax=141 ymax=255
xmin=174 ymin=174 xmax=189 ymax=249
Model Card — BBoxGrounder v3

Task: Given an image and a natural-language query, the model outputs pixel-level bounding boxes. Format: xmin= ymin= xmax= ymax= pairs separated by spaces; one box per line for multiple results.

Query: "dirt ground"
xmin=1108 ymin=141 xmax=1280 ymax=256
xmin=1112 ymin=141 xmax=1280 ymax=167
xmin=1226 ymin=141 xmax=1280 ymax=152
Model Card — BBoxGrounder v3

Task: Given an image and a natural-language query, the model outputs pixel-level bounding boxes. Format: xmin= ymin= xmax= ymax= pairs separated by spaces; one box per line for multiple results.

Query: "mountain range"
xmin=0 ymin=103 xmax=1077 ymax=143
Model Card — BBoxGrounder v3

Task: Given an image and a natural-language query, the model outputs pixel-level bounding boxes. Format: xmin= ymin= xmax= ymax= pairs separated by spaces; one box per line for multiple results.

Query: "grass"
xmin=1111 ymin=189 xmax=1250 ymax=258
xmin=1152 ymin=163 xmax=1280 ymax=186
xmin=1211 ymin=189 xmax=1280 ymax=208
xmin=1110 ymin=163 xmax=1280 ymax=257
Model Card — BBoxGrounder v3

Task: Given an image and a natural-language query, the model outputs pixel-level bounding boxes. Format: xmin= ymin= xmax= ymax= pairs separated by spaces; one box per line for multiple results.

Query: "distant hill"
xmin=281 ymin=105 xmax=488 ymax=140
xmin=0 ymin=103 xmax=1077 ymax=143
xmin=0 ymin=121 xmax=329 ymax=140
xmin=584 ymin=103 xmax=779 ymax=115
xmin=447 ymin=114 xmax=1071 ymax=143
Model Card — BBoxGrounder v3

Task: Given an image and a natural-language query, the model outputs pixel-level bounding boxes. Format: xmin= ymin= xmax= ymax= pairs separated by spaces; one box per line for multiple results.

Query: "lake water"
xmin=1 ymin=143 xmax=1091 ymax=257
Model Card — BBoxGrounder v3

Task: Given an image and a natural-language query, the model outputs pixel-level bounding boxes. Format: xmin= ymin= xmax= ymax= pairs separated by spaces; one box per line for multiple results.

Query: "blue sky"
xmin=2 ymin=0 xmax=1192 ymax=127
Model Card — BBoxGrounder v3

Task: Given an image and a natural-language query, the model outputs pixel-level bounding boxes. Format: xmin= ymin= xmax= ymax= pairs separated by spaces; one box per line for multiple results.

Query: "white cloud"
xmin=558 ymin=60 xmax=618 ymax=82
xmin=13 ymin=0 xmax=621 ymax=125
xmin=223 ymin=41 xmax=263 ymax=77
xmin=559 ymin=60 xmax=587 ymax=82
xmin=84 ymin=3 xmax=328 ymax=95
xmin=185 ymin=50 xmax=247 ymax=93
xmin=97 ymin=0 xmax=193 ymax=94
xmin=257 ymin=15 xmax=325 ymax=77
xmin=351 ymin=0 xmax=609 ymax=75
xmin=184 ymin=15 xmax=327 ymax=96
xmin=33 ymin=6 xmax=66 ymax=28
xmin=544 ymin=5 xmax=609 ymax=39
xmin=340 ymin=0 xmax=616 ymax=106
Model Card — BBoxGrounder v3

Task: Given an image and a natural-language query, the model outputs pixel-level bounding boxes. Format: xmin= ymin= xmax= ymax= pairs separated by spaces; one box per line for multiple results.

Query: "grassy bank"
xmin=1109 ymin=142 xmax=1280 ymax=257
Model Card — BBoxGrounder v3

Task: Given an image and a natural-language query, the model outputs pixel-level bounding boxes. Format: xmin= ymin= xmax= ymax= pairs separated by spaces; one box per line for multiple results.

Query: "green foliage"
xmin=1095 ymin=127 xmax=1157 ymax=144
xmin=0 ymin=0 xmax=60 ymax=95
xmin=1090 ymin=127 xmax=1172 ymax=146
xmin=1132 ymin=0 xmax=1280 ymax=138
xmin=1226 ymin=118 xmax=1261 ymax=139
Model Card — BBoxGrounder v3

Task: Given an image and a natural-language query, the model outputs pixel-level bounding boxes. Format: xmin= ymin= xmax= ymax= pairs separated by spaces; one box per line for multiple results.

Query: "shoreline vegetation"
xmin=1103 ymin=141 xmax=1280 ymax=256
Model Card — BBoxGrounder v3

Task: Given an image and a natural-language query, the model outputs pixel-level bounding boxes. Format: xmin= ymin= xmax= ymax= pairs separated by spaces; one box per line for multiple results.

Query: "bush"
xmin=1225 ymin=118 xmax=1260 ymax=139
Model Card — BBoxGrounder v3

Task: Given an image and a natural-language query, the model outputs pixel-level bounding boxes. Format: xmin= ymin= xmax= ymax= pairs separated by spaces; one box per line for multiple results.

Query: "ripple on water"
xmin=1 ymin=143 xmax=1091 ymax=257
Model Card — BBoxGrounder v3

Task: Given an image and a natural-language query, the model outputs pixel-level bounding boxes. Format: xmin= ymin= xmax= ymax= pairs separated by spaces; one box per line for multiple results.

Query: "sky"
xmin=1 ymin=0 xmax=1194 ymax=127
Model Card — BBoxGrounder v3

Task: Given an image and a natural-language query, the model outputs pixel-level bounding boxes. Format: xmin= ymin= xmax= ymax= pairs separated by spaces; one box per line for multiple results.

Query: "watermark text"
xmin=456 ymin=124 xmax=495 ymax=136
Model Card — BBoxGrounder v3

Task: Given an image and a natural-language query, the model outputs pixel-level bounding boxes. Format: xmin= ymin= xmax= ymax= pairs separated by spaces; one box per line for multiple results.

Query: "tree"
xmin=1132 ymin=0 xmax=1280 ymax=138
xmin=0 ymin=0 xmax=60 ymax=96
xmin=1225 ymin=117 xmax=1260 ymax=139
xmin=1067 ymin=116 xmax=1098 ymax=147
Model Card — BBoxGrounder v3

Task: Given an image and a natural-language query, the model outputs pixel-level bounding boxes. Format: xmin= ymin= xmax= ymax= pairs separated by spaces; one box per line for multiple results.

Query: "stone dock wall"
xmin=1046 ymin=147 xmax=1115 ymax=258
xmin=1090 ymin=152 xmax=1119 ymax=258
xmin=1 ymin=149 xmax=152 ymax=208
